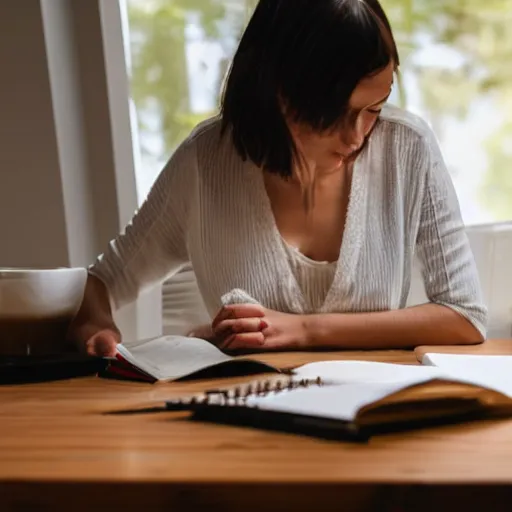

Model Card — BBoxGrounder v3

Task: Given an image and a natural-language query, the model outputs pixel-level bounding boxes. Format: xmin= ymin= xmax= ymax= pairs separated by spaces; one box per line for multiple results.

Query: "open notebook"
xmin=102 ymin=336 xmax=283 ymax=382
xmin=164 ymin=355 xmax=512 ymax=439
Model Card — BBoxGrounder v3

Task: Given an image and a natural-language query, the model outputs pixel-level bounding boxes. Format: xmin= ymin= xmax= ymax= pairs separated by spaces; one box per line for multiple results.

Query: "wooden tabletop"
xmin=1 ymin=340 xmax=512 ymax=511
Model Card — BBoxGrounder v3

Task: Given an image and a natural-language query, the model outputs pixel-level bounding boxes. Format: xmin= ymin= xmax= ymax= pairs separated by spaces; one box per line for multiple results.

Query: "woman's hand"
xmin=69 ymin=321 xmax=121 ymax=358
xmin=67 ymin=274 xmax=121 ymax=358
xmin=211 ymin=304 xmax=309 ymax=351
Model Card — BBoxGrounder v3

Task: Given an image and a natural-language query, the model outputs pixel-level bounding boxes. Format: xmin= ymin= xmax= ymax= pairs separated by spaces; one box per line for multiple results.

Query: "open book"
xmin=102 ymin=335 xmax=283 ymax=382
xmin=164 ymin=355 xmax=512 ymax=439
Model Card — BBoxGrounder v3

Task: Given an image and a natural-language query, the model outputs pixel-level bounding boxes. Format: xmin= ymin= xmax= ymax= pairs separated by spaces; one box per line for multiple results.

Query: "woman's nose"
xmin=342 ymin=117 xmax=365 ymax=151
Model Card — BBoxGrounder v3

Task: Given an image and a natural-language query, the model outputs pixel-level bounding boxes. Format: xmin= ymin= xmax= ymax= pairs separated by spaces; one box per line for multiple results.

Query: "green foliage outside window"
xmin=127 ymin=0 xmax=512 ymax=222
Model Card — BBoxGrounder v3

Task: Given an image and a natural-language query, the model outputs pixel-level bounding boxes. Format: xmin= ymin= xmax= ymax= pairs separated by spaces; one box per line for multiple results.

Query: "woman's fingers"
xmin=221 ymin=331 xmax=265 ymax=351
xmin=212 ymin=304 xmax=265 ymax=330
xmin=214 ymin=317 xmax=268 ymax=336
xmin=211 ymin=304 xmax=268 ymax=351
xmin=85 ymin=329 xmax=120 ymax=358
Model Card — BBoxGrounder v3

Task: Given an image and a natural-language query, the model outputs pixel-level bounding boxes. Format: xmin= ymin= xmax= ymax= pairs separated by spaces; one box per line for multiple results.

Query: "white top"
xmin=281 ymin=239 xmax=337 ymax=312
xmin=90 ymin=105 xmax=487 ymax=337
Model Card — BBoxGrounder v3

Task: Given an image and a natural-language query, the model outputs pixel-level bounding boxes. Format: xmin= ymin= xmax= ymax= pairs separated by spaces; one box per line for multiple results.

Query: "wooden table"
xmin=1 ymin=340 xmax=512 ymax=511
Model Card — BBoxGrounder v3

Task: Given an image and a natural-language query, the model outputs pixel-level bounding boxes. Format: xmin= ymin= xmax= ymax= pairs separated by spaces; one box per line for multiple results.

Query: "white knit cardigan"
xmin=90 ymin=105 xmax=487 ymax=337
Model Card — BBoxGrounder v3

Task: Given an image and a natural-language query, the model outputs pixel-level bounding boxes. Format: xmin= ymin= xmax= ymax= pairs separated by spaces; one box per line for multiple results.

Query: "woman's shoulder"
xmin=187 ymin=115 xmax=223 ymax=144
xmin=158 ymin=117 xmax=224 ymax=188
xmin=378 ymin=104 xmax=435 ymax=144
xmin=178 ymin=115 xmax=238 ymax=167
xmin=376 ymin=105 xmax=442 ymax=168
xmin=172 ymin=116 xmax=221 ymax=156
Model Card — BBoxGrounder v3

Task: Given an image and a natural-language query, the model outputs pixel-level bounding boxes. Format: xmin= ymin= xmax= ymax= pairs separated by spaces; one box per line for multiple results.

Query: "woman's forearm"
xmin=303 ymin=303 xmax=484 ymax=350
xmin=66 ymin=273 xmax=122 ymax=356
xmin=69 ymin=274 xmax=119 ymax=341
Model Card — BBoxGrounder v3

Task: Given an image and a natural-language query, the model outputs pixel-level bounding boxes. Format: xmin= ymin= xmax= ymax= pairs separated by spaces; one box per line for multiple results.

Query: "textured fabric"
xmin=90 ymin=105 xmax=488 ymax=337
xmin=281 ymin=240 xmax=338 ymax=312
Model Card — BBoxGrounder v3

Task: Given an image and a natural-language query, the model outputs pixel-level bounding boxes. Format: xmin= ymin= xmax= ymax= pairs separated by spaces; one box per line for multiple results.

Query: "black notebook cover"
xmin=0 ymin=353 xmax=108 ymax=384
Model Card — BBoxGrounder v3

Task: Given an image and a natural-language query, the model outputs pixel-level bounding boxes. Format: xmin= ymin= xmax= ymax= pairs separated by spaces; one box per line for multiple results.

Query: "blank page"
xmin=245 ymin=377 xmax=438 ymax=422
xmin=422 ymin=353 xmax=512 ymax=396
xmin=292 ymin=359 xmax=512 ymax=401
xmin=293 ymin=360 xmax=443 ymax=385
xmin=117 ymin=336 xmax=232 ymax=381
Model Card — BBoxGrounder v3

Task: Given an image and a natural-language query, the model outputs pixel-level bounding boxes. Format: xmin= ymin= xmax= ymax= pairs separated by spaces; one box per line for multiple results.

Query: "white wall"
xmin=0 ymin=1 xmax=72 ymax=268
xmin=0 ymin=0 xmax=122 ymax=268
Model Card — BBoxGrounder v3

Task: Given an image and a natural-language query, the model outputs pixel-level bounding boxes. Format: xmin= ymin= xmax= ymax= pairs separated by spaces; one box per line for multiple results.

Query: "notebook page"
xmin=422 ymin=353 xmax=512 ymax=397
xmin=117 ymin=336 xmax=232 ymax=381
xmin=293 ymin=360 xmax=444 ymax=385
xmin=245 ymin=377 xmax=439 ymax=422
xmin=292 ymin=359 xmax=512 ymax=399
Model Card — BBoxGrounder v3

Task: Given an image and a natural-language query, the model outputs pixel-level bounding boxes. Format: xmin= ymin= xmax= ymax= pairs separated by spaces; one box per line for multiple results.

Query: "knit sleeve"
xmin=89 ymin=138 xmax=196 ymax=309
xmin=415 ymin=128 xmax=488 ymax=338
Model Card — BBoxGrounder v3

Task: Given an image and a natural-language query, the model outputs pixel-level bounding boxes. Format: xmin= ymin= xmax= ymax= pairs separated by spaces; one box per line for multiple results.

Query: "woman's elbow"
xmin=438 ymin=304 xmax=486 ymax=345
xmin=452 ymin=316 xmax=486 ymax=345
xmin=456 ymin=327 xmax=485 ymax=345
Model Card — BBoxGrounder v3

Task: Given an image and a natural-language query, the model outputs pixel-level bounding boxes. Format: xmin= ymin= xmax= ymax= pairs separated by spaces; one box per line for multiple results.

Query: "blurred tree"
xmin=128 ymin=0 xmax=227 ymax=157
xmin=381 ymin=0 xmax=512 ymax=219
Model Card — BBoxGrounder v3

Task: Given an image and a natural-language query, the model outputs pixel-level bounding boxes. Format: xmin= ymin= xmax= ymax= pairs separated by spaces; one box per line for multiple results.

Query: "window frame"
xmin=103 ymin=0 xmax=512 ymax=340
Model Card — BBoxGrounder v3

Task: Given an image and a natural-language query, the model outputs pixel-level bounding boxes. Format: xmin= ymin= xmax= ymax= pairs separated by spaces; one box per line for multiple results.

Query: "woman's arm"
xmin=68 ymin=274 xmax=122 ymax=356
xmin=69 ymin=139 xmax=197 ymax=354
xmin=303 ymin=303 xmax=482 ymax=349
xmin=212 ymin=301 xmax=481 ymax=352
xmin=88 ymin=140 xmax=196 ymax=309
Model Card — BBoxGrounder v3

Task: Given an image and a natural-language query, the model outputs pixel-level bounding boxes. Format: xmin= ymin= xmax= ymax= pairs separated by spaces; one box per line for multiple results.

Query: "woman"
xmin=70 ymin=0 xmax=487 ymax=357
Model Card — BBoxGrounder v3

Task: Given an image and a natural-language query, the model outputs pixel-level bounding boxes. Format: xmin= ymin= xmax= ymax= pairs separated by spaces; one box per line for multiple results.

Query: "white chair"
xmin=161 ymin=264 xmax=210 ymax=336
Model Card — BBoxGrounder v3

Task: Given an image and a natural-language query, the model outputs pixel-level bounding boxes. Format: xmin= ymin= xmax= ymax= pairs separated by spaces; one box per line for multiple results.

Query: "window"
xmin=124 ymin=0 xmax=512 ymax=226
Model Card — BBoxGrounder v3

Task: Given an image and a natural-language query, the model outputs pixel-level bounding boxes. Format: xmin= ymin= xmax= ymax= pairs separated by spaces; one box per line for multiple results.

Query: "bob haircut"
xmin=220 ymin=0 xmax=400 ymax=179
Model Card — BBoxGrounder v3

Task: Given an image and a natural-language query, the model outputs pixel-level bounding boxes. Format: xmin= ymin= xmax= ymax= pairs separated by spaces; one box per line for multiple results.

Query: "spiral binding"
xmin=166 ymin=376 xmax=324 ymax=410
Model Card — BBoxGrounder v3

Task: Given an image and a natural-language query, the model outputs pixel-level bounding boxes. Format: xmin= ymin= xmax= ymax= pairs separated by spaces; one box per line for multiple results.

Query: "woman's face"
xmin=287 ymin=62 xmax=395 ymax=173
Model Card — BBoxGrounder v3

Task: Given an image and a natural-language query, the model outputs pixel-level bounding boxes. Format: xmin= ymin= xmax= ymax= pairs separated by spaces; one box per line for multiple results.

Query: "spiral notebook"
xmin=163 ymin=360 xmax=512 ymax=440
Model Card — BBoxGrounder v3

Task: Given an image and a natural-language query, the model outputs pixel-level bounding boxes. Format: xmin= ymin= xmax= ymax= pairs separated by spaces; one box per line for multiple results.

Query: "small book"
xmin=102 ymin=335 xmax=284 ymax=382
xmin=163 ymin=357 xmax=512 ymax=440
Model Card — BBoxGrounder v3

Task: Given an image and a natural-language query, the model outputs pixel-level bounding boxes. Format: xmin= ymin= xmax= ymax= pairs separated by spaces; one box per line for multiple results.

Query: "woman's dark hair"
xmin=220 ymin=0 xmax=399 ymax=179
